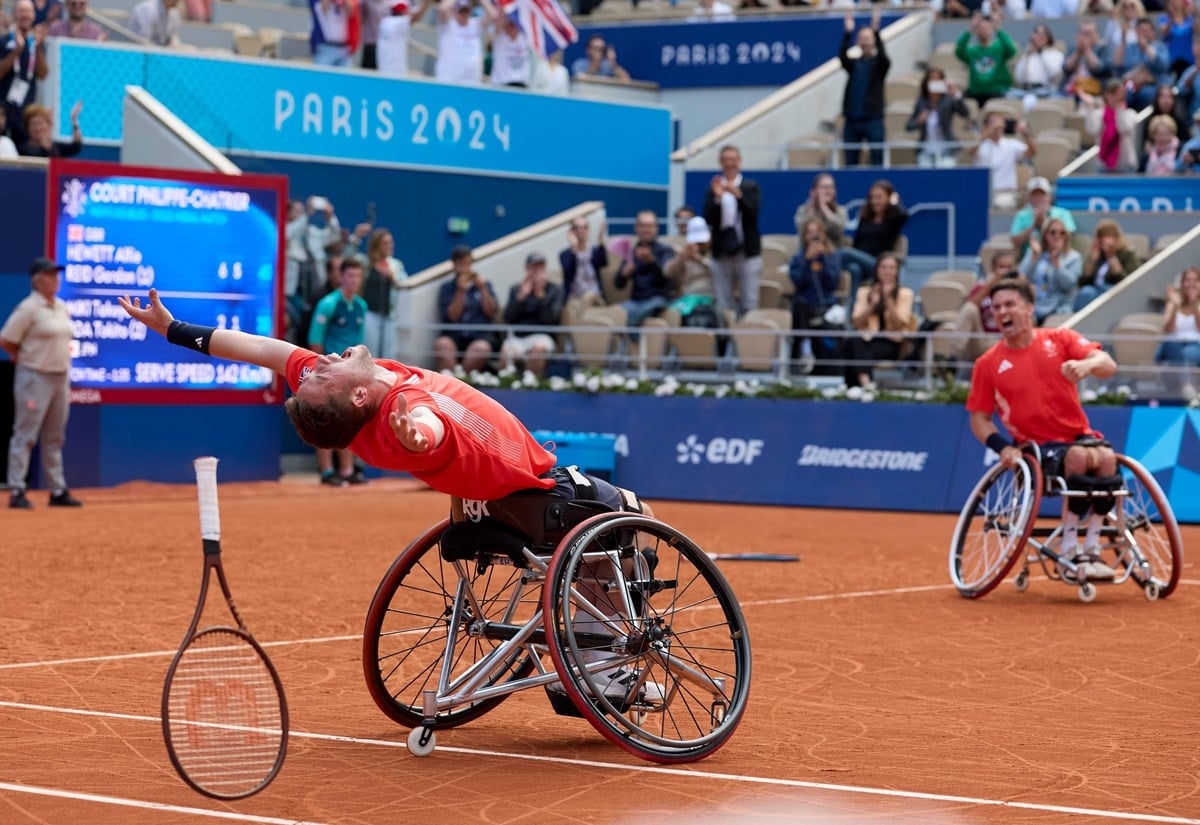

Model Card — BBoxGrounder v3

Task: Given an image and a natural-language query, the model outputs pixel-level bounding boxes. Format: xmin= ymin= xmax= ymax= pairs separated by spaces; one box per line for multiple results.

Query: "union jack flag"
xmin=498 ymin=0 xmax=578 ymax=58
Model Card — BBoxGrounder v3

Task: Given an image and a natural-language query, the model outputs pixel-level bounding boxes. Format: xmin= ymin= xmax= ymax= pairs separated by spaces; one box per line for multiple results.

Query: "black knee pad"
xmin=1066 ymin=474 xmax=1098 ymax=516
xmin=1090 ymin=473 xmax=1124 ymax=514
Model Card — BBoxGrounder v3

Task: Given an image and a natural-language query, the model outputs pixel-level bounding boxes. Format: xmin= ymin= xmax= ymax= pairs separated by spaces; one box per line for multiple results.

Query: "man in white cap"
xmin=1009 ymin=175 xmax=1076 ymax=259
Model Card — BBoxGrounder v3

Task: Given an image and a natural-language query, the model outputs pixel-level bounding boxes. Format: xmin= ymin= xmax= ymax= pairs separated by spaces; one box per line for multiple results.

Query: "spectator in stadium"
xmin=436 ymin=0 xmax=496 ymax=84
xmin=1114 ymin=17 xmax=1170 ymax=108
xmin=1147 ymin=83 xmax=1191 ymax=141
xmin=1010 ymin=176 xmax=1076 ymax=259
xmin=361 ymin=228 xmax=407 ymax=359
xmin=689 ymin=0 xmax=735 ymax=22
xmin=559 ymin=216 xmax=608 ymax=325
xmin=1175 ymin=39 xmax=1200 ymax=119
xmin=376 ymin=0 xmax=428 ymax=77
xmin=966 ymin=277 xmax=1120 ymax=580
xmin=182 ymin=0 xmax=211 ymax=23
xmin=841 ymin=179 xmax=907 ymax=301
xmin=665 ymin=215 xmax=716 ymax=300
xmin=308 ymin=0 xmax=359 ymax=67
xmin=793 ymin=173 xmax=848 ymax=251
xmin=953 ymin=250 xmax=1019 ymax=365
xmin=302 ymin=196 xmax=350 ymax=305
xmin=1012 ymin=23 xmax=1065 ymax=100
xmin=906 ymin=67 xmax=969 ymax=169
xmin=838 ymin=8 xmax=889 ymax=167
xmin=1074 ymin=219 xmax=1143 ymax=311
xmin=1155 ymin=266 xmax=1200 ymax=400
xmin=1061 ymin=20 xmax=1114 ymax=100
xmin=955 ymin=12 xmax=1017 ymax=107
xmin=615 ymin=234 xmax=673 ymax=329
xmin=1082 ymin=79 xmax=1139 ymax=172
xmin=360 ymin=0 xmax=382 ymax=68
xmin=308 ymin=257 xmax=369 ymax=486
xmin=1158 ymin=0 xmax=1194 ymax=78
xmin=529 ymin=51 xmax=569 ymax=95
xmin=1030 ymin=0 xmax=1081 ymax=15
xmin=1140 ymin=113 xmax=1181 ymax=174
xmin=46 ymin=0 xmax=105 ymax=40
xmin=788 ymin=219 xmax=842 ymax=372
xmin=31 ymin=0 xmax=61 ymax=25
xmin=500 ymin=252 xmax=562 ymax=378
xmin=3 ymin=257 xmax=82 ymax=509
xmin=1017 ymin=216 xmax=1080 ymax=323
xmin=988 ymin=0 xmax=1027 ymax=19
xmin=970 ymin=111 xmax=1036 ymax=210
xmin=843 ymin=252 xmax=915 ymax=390
xmin=435 ymin=244 xmax=499 ymax=372
xmin=17 ymin=101 xmax=81 ymax=158
xmin=1 ymin=0 xmax=49 ymax=145
xmin=1104 ymin=0 xmax=1146 ymax=54
xmin=704 ymin=145 xmax=762 ymax=318
xmin=1173 ymin=111 xmax=1200 ymax=170
xmin=941 ymin=0 xmax=984 ymax=19
xmin=0 ymin=106 xmax=16 ymax=158
xmin=673 ymin=205 xmax=697 ymax=239
xmin=571 ymin=34 xmax=630 ymax=81
xmin=489 ymin=15 xmax=531 ymax=87
xmin=129 ymin=0 xmax=181 ymax=46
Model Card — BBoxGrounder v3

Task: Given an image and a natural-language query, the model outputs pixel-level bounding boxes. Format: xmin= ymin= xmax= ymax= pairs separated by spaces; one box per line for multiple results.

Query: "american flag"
xmin=499 ymin=0 xmax=578 ymax=58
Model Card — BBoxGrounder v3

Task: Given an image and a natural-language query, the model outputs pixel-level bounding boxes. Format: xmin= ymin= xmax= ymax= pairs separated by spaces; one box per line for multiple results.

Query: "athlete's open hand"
xmin=118 ymin=288 xmax=174 ymax=336
xmin=389 ymin=395 xmax=430 ymax=453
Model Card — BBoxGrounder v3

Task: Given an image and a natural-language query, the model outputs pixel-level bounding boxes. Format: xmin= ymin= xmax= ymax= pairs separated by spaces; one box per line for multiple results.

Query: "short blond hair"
xmin=1149 ymin=114 xmax=1178 ymax=137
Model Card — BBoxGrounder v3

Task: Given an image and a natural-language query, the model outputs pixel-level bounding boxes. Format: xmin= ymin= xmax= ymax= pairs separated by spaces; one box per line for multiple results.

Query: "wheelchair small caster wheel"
xmin=1143 ymin=581 xmax=1160 ymax=602
xmin=407 ymin=726 xmax=437 ymax=757
xmin=1013 ymin=570 xmax=1029 ymax=592
xmin=1078 ymin=582 xmax=1097 ymax=603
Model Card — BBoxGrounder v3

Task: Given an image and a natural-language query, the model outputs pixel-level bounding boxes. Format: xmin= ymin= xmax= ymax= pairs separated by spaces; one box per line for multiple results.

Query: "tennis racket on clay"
xmin=161 ymin=457 xmax=288 ymax=800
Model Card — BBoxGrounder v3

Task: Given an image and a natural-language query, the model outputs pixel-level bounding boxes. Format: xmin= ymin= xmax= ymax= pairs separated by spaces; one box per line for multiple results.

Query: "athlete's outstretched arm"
xmin=118 ymin=288 xmax=299 ymax=375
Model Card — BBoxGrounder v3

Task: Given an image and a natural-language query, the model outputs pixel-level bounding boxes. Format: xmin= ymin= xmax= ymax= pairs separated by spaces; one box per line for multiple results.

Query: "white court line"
xmin=0 ymin=634 xmax=361 ymax=672
xmin=1 ymin=701 xmax=1197 ymax=825
xmin=3 ymin=577 xmax=1197 ymax=672
xmin=0 ymin=781 xmax=325 ymax=824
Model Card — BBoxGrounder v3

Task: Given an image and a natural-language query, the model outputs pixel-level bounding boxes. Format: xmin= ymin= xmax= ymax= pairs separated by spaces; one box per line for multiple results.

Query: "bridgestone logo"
xmin=797 ymin=445 xmax=928 ymax=471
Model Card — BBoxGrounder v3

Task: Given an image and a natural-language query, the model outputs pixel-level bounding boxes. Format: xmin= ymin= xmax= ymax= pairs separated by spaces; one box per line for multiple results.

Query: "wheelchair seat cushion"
xmin=440 ymin=519 xmax=531 ymax=566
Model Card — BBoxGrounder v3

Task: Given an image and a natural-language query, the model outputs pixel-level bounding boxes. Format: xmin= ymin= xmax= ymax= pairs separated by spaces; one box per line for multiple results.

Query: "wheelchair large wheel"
xmin=950 ymin=455 xmax=1041 ymax=598
xmin=362 ymin=519 xmax=536 ymax=729
xmin=1116 ymin=455 xmax=1183 ymax=599
xmin=542 ymin=513 xmax=751 ymax=764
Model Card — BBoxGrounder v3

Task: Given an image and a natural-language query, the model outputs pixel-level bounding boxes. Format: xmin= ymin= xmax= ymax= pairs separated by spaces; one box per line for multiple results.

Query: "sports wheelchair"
xmin=950 ymin=445 xmax=1183 ymax=603
xmin=360 ymin=486 xmax=752 ymax=764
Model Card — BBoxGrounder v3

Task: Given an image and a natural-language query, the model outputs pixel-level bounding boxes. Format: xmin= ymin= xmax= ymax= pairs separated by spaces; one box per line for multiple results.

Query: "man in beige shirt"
xmin=1 ymin=257 xmax=82 ymax=508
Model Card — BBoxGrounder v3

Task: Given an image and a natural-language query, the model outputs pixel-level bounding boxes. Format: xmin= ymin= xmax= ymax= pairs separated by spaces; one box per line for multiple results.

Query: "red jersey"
xmin=286 ymin=351 xmax=555 ymax=500
xmin=966 ymin=327 xmax=1102 ymax=444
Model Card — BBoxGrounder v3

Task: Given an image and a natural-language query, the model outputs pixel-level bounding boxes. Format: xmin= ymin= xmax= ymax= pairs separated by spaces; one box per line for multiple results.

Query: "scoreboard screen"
xmin=46 ymin=159 xmax=287 ymax=404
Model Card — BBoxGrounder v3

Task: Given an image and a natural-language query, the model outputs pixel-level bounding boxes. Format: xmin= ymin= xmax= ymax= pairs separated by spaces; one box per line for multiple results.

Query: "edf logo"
xmin=676 ymin=434 xmax=765 ymax=465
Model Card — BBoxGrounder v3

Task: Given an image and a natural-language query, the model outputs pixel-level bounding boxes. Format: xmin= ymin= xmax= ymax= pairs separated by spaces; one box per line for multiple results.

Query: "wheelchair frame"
xmin=949 ymin=446 xmax=1184 ymax=603
xmin=361 ymin=511 xmax=752 ymax=764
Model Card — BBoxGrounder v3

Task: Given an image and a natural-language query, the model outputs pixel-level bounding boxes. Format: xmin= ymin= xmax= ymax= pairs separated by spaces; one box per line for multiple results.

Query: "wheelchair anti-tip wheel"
xmin=541 ymin=513 xmax=752 ymax=764
xmin=1114 ymin=455 xmax=1183 ymax=599
xmin=362 ymin=519 xmax=537 ymax=729
xmin=950 ymin=455 xmax=1041 ymax=598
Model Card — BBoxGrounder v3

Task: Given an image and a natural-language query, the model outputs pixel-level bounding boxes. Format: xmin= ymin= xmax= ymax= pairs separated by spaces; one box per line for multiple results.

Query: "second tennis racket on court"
xmin=161 ymin=456 xmax=288 ymax=799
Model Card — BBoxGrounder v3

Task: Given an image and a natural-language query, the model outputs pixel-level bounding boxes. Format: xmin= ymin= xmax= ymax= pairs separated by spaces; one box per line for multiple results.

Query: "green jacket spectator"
xmin=955 ymin=18 xmax=1018 ymax=106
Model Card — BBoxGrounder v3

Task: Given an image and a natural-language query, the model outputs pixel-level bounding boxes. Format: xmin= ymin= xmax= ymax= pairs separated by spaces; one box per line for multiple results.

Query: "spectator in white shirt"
xmin=689 ymin=0 xmax=735 ymax=22
xmin=1029 ymin=0 xmax=1078 ymax=16
xmin=969 ymin=111 xmax=1036 ymax=211
xmin=128 ymin=0 xmax=180 ymax=46
xmin=1013 ymin=23 xmax=1065 ymax=97
xmin=436 ymin=0 xmax=499 ymax=85
xmin=489 ymin=16 xmax=531 ymax=87
xmin=377 ymin=0 xmax=429 ymax=77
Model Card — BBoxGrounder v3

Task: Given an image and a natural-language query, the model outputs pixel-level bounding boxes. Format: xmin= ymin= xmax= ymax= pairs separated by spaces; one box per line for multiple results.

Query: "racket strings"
xmin=165 ymin=628 xmax=285 ymax=797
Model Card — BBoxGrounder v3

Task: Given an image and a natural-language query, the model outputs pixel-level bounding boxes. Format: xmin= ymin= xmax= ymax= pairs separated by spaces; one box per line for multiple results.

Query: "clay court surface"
xmin=2 ymin=479 xmax=1198 ymax=825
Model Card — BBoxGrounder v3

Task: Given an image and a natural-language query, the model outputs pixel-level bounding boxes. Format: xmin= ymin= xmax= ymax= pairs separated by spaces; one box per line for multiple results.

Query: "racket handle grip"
xmin=194 ymin=456 xmax=221 ymax=541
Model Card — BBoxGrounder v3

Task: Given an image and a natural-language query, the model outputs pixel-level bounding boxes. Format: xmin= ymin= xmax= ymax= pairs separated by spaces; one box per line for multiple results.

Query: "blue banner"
xmin=53 ymin=42 xmax=671 ymax=188
xmin=684 ymin=168 xmax=991 ymax=258
xmin=1055 ymin=176 xmax=1200 ymax=212
xmin=569 ymin=15 xmax=901 ymax=89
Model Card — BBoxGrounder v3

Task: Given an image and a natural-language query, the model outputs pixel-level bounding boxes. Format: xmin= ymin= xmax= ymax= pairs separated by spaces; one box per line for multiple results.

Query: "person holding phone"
xmin=906 ymin=68 xmax=969 ymax=169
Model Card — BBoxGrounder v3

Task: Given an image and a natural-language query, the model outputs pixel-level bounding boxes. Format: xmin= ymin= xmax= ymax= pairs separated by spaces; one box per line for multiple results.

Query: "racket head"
xmin=161 ymin=626 xmax=288 ymax=800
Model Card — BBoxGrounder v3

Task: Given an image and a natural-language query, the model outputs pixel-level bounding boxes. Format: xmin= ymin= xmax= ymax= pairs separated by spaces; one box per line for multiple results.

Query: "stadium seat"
xmin=1123 ymin=233 xmax=1151 ymax=261
xmin=758 ymin=279 xmax=786 ymax=310
xmin=1041 ymin=313 xmax=1071 ymax=328
xmin=1152 ymin=233 xmax=1183 ymax=255
xmin=731 ymin=309 xmax=790 ymax=371
xmin=1039 ymin=127 xmax=1081 ymax=153
xmin=637 ymin=316 xmax=669 ymax=370
xmin=919 ymin=281 xmax=968 ymax=325
xmin=1025 ymin=103 xmax=1065 ymax=135
xmin=762 ymin=233 xmax=799 ymax=259
xmin=1033 ymin=136 xmax=1072 ymax=182
xmin=573 ymin=305 xmax=627 ymax=369
xmin=1110 ymin=317 xmax=1163 ymax=373
xmin=786 ymin=134 xmax=833 ymax=169
xmin=928 ymin=269 xmax=977 ymax=295
xmin=759 ymin=241 xmax=792 ymax=280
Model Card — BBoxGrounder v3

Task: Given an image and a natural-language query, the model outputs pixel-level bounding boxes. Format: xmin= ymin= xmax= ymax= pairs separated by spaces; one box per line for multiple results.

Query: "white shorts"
xmin=502 ymin=333 xmax=557 ymax=360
